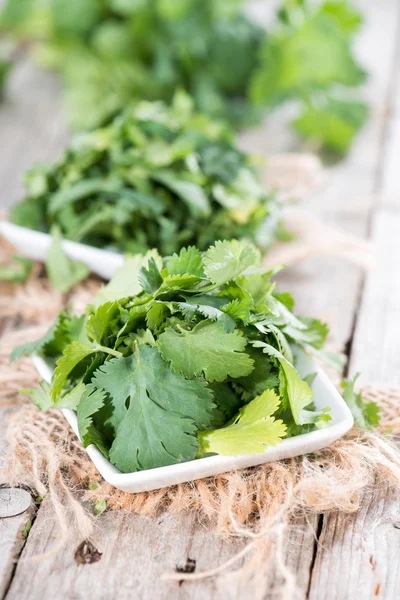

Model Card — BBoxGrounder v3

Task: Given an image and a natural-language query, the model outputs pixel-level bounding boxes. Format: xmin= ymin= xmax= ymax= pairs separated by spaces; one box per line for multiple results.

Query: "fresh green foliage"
xmin=14 ymin=239 xmax=334 ymax=473
xmin=198 ymin=389 xmax=286 ymax=456
xmin=11 ymin=310 xmax=86 ymax=362
xmin=0 ymin=0 xmax=367 ymax=151
xmin=23 ymin=379 xmax=86 ymax=411
xmin=250 ymin=0 xmax=368 ymax=152
xmin=158 ymin=320 xmax=254 ymax=382
xmin=0 ymin=255 xmax=32 ymax=283
xmin=45 ymin=226 xmax=90 ymax=293
xmin=0 ymin=0 xmax=263 ymax=130
xmin=10 ymin=93 xmax=278 ymax=256
xmin=342 ymin=374 xmax=381 ymax=430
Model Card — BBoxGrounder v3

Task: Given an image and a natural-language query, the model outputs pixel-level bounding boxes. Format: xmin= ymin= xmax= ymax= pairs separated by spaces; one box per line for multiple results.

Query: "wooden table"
xmin=1 ymin=1 xmax=400 ymax=598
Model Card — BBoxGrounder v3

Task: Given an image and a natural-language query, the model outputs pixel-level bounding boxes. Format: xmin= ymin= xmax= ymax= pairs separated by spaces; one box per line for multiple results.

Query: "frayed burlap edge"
xmin=3 ymin=386 xmax=400 ymax=598
xmin=0 ymin=154 xmax=378 ymax=596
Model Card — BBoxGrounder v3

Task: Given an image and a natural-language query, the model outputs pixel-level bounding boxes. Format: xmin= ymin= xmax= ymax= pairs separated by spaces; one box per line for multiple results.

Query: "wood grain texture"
xmin=0 ymin=405 xmax=34 ymax=600
xmin=1 ymin=0 xmax=400 ymax=598
xmin=308 ymin=490 xmax=400 ymax=600
xmin=350 ymin=209 xmax=400 ymax=384
xmin=306 ymin=2 xmax=400 ymax=597
xmin=0 ymin=61 xmax=67 ymax=211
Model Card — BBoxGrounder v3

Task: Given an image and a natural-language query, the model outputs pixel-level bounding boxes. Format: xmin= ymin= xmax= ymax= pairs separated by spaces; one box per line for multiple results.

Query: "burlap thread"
xmin=0 ymin=154 xmax=386 ymax=596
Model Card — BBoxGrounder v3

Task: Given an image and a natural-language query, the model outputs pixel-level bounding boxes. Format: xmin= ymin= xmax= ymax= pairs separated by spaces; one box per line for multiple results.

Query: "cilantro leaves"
xmin=14 ymin=239 xmax=336 ymax=473
xmin=97 ymin=347 xmax=215 ymax=471
xmin=198 ymin=390 xmax=287 ymax=457
xmin=45 ymin=226 xmax=90 ymax=293
xmin=0 ymin=255 xmax=32 ymax=284
xmin=342 ymin=375 xmax=381 ymax=430
xmin=10 ymin=93 xmax=278 ymax=256
xmin=158 ymin=320 xmax=254 ymax=383
xmin=1 ymin=0 xmax=366 ymax=151
xmin=250 ymin=0 xmax=368 ymax=152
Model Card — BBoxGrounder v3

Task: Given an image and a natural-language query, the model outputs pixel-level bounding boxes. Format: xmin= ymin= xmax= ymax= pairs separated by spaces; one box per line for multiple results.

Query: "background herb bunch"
xmin=12 ymin=239 xmax=332 ymax=473
xmin=10 ymin=93 xmax=279 ymax=256
xmin=0 ymin=0 xmax=367 ymax=152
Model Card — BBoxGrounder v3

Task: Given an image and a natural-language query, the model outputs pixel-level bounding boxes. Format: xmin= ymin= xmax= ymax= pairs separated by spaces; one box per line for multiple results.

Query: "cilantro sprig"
xmin=10 ymin=93 xmax=279 ymax=256
xmin=1 ymin=0 xmax=367 ymax=152
xmin=13 ymin=239 xmax=335 ymax=473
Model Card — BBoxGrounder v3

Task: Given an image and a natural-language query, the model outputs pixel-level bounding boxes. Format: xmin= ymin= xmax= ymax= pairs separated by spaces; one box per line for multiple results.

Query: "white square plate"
xmin=0 ymin=221 xmax=123 ymax=280
xmin=32 ymin=353 xmax=353 ymax=493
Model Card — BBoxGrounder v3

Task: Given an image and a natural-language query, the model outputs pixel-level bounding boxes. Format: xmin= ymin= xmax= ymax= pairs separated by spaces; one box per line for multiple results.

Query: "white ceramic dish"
xmin=32 ymin=352 xmax=353 ymax=494
xmin=0 ymin=221 xmax=123 ymax=280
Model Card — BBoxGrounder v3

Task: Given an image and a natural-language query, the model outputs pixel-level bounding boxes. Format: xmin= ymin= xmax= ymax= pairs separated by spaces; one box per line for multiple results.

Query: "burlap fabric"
xmin=0 ymin=156 xmax=389 ymax=596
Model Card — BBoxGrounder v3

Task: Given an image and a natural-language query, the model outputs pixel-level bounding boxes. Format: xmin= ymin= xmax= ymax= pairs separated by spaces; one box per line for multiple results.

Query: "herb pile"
xmin=13 ymin=239 xmax=333 ymax=473
xmin=1 ymin=0 xmax=367 ymax=152
xmin=10 ymin=93 xmax=279 ymax=256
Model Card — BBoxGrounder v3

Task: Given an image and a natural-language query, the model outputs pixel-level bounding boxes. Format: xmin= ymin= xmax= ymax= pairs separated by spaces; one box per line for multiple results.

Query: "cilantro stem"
xmin=95 ymin=345 xmax=122 ymax=359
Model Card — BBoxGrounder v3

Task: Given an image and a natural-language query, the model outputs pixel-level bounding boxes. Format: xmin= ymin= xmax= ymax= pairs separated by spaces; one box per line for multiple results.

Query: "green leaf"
xmin=138 ymin=258 xmax=163 ymax=294
xmin=157 ymin=320 xmax=254 ymax=382
xmin=221 ymin=298 xmax=252 ymax=325
xmin=342 ymin=374 xmax=380 ymax=430
xmin=91 ymin=346 xmax=215 ymax=472
xmin=0 ymin=255 xmax=32 ymax=284
xmin=146 ymin=301 xmax=169 ymax=331
xmin=26 ymin=379 xmax=86 ymax=411
xmin=198 ymin=389 xmax=286 ymax=457
xmin=321 ymin=1 xmax=363 ymax=36
xmin=48 ymin=179 xmax=118 ymax=215
xmin=77 ymin=385 xmax=108 ymax=445
xmin=209 ymin=381 xmax=244 ymax=427
xmin=11 ymin=313 xmax=63 ymax=362
xmin=45 ymin=227 xmax=89 ymax=293
xmin=153 ymin=172 xmax=211 ymax=217
xmin=51 ymin=341 xmax=98 ymax=401
xmin=57 ymin=381 xmax=87 ymax=410
xmin=92 ymin=251 xmax=162 ymax=308
xmin=203 ymin=240 xmax=261 ymax=285
xmin=167 ymin=246 xmax=205 ymax=278
xmin=284 ymin=317 xmax=329 ymax=349
xmin=253 ymin=341 xmax=314 ymax=425
xmin=86 ymin=301 xmax=121 ymax=345
xmin=304 ymin=345 xmax=344 ymax=372
xmin=26 ymin=380 xmax=52 ymax=411
xmin=293 ymin=98 xmax=368 ymax=153
xmin=252 ymin=3 xmax=366 ymax=105
xmin=236 ymin=270 xmax=276 ymax=305
xmin=250 ymin=0 xmax=367 ymax=153
xmin=175 ymin=298 xmax=236 ymax=331
xmin=156 ymin=273 xmax=201 ymax=295
xmin=234 ymin=345 xmax=279 ymax=400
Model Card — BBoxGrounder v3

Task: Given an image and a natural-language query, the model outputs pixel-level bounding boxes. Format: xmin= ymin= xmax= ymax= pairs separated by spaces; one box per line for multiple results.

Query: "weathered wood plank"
xmin=307 ymin=1 xmax=400 ymax=595
xmin=1 ymin=1 xmax=398 ymax=599
xmin=0 ymin=405 xmax=34 ymax=600
xmin=309 ymin=490 xmax=400 ymax=600
xmin=0 ymin=61 xmax=67 ymax=210
xmin=308 ymin=212 xmax=400 ymax=600
xmin=350 ymin=209 xmax=400 ymax=384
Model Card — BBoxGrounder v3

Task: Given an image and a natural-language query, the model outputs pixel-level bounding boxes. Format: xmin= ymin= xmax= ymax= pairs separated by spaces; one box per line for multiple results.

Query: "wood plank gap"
xmin=306 ymin=3 xmax=400 ymax=595
xmin=342 ymin=275 xmax=366 ymax=379
xmin=305 ymin=514 xmax=324 ymax=599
